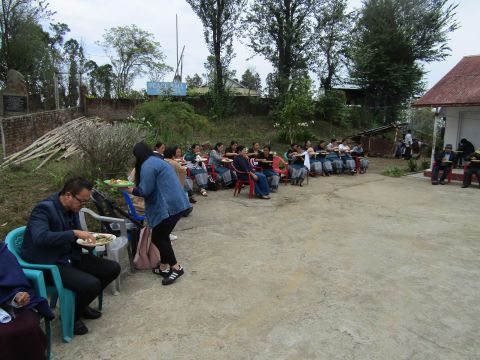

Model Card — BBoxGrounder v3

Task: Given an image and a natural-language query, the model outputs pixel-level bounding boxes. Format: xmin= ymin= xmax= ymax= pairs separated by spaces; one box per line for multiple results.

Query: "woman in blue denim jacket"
xmin=127 ymin=142 xmax=191 ymax=285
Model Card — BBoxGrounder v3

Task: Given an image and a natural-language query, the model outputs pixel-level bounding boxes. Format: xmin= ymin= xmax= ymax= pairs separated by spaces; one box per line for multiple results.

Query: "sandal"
xmin=152 ymin=267 xmax=170 ymax=279
xmin=200 ymin=189 xmax=208 ymax=197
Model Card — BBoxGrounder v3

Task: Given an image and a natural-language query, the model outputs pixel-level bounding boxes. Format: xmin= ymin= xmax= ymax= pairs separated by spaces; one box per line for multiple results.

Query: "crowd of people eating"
xmin=3 ymin=134 xmax=479 ymax=360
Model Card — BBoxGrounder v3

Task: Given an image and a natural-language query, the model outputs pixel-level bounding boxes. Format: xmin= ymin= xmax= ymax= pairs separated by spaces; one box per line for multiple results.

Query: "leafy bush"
xmin=135 ymin=98 xmax=211 ymax=145
xmin=275 ymin=78 xmax=315 ymax=144
xmin=382 ymin=165 xmax=404 ymax=177
xmin=406 ymin=159 xmax=418 ymax=172
xmin=421 ymin=159 xmax=430 ymax=170
xmin=71 ymin=122 xmax=144 ymax=179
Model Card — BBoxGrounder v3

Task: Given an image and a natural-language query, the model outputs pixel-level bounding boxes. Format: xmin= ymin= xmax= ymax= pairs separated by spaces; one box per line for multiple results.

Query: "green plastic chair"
xmin=23 ymin=268 xmax=52 ymax=359
xmin=5 ymin=226 xmax=101 ymax=343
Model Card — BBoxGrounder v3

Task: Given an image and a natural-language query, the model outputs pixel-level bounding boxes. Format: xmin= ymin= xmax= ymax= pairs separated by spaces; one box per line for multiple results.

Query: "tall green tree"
xmin=97 ymin=25 xmax=169 ymax=98
xmin=63 ymin=38 xmax=86 ymax=107
xmin=240 ymin=68 xmax=262 ymax=95
xmin=186 ymin=73 xmax=203 ymax=88
xmin=244 ymin=0 xmax=315 ymax=101
xmin=351 ymin=0 xmax=458 ymax=121
xmin=186 ymin=0 xmax=246 ymax=117
xmin=0 ymin=0 xmax=53 ymax=82
xmin=313 ymin=0 xmax=353 ymax=92
xmin=85 ymin=60 xmax=114 ymax=98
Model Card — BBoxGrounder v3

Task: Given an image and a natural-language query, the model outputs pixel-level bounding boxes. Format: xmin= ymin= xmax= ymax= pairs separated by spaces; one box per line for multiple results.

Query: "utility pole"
xmin=53 ymin=72 xmax=60 ymax=110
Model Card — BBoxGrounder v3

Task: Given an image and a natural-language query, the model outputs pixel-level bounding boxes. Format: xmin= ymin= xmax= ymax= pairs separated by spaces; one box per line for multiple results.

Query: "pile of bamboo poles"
xmin=0 ymin=116 xmax=101 ymax=170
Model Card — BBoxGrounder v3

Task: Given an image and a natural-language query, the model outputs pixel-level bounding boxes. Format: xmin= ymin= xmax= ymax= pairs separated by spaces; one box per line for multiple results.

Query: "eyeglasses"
xmin=73 ymin=194 xmax=90 ymax=206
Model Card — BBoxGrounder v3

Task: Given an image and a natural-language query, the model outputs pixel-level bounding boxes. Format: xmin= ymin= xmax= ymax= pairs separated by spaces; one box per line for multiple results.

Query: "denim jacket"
xmin=133 ymin=156 xmax=191 ymax=228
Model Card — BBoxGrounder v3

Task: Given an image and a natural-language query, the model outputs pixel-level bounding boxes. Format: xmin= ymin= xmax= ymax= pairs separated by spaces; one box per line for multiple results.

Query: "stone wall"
xmin=0 ymin=107 xmax=82 ymax=158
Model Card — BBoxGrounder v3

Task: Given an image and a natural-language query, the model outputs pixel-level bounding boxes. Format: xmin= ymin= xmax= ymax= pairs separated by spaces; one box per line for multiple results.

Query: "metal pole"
xmin=53 ymin=72 xmax=60 ymax=110
xmin=176 ymin=14 xmax=179 ymax=71
xmin=430 ymin=108 xmax=439 ymax=169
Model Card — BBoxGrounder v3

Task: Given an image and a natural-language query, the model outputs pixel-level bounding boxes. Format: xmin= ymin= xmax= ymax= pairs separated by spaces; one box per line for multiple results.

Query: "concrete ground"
xmin=51 ymin=166 xmax=479 ymax=360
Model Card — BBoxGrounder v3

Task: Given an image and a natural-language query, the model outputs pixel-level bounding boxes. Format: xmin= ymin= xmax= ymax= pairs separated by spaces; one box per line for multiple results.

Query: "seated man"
xmin=431 ymin=144 xmax=456 ymax=185
xmin=21 ymin=177 xmax=121 ymax=335
xmin=462 ymin=149 xmax=480 ymax=188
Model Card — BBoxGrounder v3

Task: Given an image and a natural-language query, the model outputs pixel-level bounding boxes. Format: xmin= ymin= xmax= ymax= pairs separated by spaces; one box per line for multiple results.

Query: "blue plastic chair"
xmin=5 ymin=226 xmax=101 ymax=343
xmin=23 ymin=268 xmax=52 ymax=359
xmin=120 ymin=191 xmax=145 ymax=222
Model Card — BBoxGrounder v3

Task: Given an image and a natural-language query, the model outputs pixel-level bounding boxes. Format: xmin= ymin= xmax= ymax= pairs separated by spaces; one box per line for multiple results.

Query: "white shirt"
xmin=405 ymin=133 xmax=413 ymax=146
xmin=338 ymin=144 xmax=350 ymax=152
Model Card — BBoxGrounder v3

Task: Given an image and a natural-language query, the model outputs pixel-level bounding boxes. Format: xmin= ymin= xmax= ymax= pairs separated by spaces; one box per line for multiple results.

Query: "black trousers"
xmin=431 ymin=164 xmax=450 ymax=181
xmin=151 ymin=212 xmax=184 ymax=266
xmin=57 ymin=254 xmax=121 ymax=319
xmin=463 ymin=167 xmax=480 ymax=186
xmin=404 ymin=146 xmax=411 ymax=160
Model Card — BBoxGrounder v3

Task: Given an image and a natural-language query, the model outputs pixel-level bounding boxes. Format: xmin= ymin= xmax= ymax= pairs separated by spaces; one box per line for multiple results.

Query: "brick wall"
xmin=85 ymin=96 xmax=275 ymax=120
xmin=85 ymin=98 xmax=145 ymax=121
xmin=0 ymin=107 xmax=82 ymax=158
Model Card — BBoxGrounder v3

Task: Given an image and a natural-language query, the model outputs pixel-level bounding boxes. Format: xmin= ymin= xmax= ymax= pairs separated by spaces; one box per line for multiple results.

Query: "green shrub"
xmin=71 ymin=122 xmax=144 ymax=180
xmin=382 ymin=165 xmax=404 ymax=177
xmin=135 ymin=98 xmax=212 ymax=145
xmin=406 ymin=159 xmax=418 ymax=172
xmin=276 ymin=78 xmax=315 ymax=144
xmin=421 ymin=159 xmax=430 ymax=170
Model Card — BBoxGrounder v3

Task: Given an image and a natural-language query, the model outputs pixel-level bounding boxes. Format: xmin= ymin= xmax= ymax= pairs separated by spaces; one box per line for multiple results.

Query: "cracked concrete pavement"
xmin=51 ymin=170 xmax=480 ymax=360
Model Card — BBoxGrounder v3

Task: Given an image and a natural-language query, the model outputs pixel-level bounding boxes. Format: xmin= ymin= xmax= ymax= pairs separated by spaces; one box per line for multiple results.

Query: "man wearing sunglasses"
xmin=21 ymin=177 xmax=121 ymax=336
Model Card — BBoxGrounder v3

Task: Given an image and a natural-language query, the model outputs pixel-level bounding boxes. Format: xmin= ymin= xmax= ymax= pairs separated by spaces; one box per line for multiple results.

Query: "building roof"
xmin=348 ymin=121 xmax=407 ymax=139
xmin=413 ymin=55 xmax=480 ymax=108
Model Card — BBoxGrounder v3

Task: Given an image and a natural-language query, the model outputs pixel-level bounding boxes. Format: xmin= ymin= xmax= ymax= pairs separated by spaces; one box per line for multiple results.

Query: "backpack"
xmin=133 ymin=227 xmax=160 ymax=270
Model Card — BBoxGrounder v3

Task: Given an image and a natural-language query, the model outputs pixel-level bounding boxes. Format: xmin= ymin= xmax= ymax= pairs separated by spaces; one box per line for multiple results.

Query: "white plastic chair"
xmin=78 ymin=208 xmax=130 ymax=295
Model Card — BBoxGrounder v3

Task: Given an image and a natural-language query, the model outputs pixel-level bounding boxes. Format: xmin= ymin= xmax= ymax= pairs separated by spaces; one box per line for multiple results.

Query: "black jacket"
xmin=21 ymin=193 xmax=82 ymax=265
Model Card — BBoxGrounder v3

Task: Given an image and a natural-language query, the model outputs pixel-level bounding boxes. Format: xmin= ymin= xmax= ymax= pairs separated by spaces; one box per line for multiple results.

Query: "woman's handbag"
xmin=133 ymin=227 xmax=160 ymax=270
xmin=207 ymin=175 xmax=218 ymax=191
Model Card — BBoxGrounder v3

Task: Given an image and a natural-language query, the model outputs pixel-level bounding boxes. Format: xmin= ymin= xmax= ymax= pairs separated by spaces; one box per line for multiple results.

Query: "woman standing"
xmin=127 ymin=142 xmax=191 ymax=285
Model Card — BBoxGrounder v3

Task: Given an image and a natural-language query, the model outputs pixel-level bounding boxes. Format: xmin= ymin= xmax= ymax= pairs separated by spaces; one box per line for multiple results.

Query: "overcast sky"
xmin=48 ymin=0 xmax=479 ymax=93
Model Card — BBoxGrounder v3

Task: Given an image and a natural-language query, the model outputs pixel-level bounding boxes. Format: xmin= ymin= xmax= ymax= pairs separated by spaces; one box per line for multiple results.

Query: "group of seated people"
xmin=150 ymin=137 xmax=369 ymax=200
xmin=431 ymin=143 xmax=480 ymax=188
xmin=0 ymin=137 xmax=369 ymax=359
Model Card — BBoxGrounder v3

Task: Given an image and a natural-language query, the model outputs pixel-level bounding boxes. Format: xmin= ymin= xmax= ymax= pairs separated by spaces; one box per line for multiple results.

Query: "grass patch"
xmin=0 ymin=160 xmax=72 ymax=238
xmin=382 ymin=165 xmax=404 ymax=177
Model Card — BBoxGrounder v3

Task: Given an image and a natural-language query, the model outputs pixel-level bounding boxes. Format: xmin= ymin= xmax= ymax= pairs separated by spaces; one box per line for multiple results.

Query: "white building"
xmin=414 ymin=55 xmax=480 ymax=150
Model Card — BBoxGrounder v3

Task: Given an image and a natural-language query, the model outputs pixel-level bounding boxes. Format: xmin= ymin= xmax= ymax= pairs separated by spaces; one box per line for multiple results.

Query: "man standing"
xmin=21 ymin=177 xmax=121 ymax=335
xmin=431 ymin=144 xmax=456 ymax=185
xmin=404 ymin=130 xmax=413 ymax=160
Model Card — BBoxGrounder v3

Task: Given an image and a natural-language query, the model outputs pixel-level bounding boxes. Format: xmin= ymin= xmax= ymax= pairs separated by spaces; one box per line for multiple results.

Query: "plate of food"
xmin=104 ymin=179 xmax=134 ymax=187
xmin=77 ymin=233 xmax=116 ymax=247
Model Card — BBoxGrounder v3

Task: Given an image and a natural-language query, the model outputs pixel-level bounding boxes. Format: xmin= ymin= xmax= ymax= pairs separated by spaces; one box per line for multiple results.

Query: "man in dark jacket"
xmin=457 ymin=138 xmax=475 ymax=167
xmin=21 ymin=177 xmax=121 ymax=335
xmin=431 ymin=144 xmax=456 ymax=185
xmin=462 ymin=149 xmax=480 ymax=188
